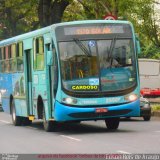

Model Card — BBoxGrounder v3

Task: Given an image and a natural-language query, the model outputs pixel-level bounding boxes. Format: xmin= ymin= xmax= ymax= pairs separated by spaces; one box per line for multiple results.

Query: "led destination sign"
xmin=64 ymin=25 xmax=124 ymax=36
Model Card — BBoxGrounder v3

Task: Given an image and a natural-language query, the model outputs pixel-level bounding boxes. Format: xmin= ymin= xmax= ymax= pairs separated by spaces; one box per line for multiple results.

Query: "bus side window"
xmin=5 ymin=46 xmax=10 ymax=73
xmin=34 ymin=37 xmax=44 ymax=70
xmin=17 ymin=42 xmax=24 ymax=72
xmin=0 ymin=48 xmax=3 ymax=73
xmin=10 ymin=44 xmax=17 ymax=72
xmin=1 ymin=47 xmax=5 ymax=73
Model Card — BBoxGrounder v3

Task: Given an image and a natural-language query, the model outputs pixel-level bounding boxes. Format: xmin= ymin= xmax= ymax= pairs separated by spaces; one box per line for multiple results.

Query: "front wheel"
xmin=43 ymin=108 xmax=56 ymax=132
xmin=105 ymin=118 xmax=120 ymax=130
xmin=11 ymin=100 xmax=23 ymax=126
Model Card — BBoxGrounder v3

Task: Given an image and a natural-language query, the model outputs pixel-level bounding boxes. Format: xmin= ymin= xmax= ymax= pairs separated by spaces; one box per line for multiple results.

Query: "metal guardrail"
xmin=148 ymin=98 xmax=160 ymax=104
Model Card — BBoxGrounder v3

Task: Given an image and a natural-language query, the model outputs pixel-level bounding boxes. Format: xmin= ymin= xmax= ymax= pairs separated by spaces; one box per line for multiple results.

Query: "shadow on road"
xmin=120 ymin=117 xmax=145 ymax=122
xmin=0 ymin=111 xmax=144 ymax=134
xmin=28 ymin=120 xmax=137 ymax=135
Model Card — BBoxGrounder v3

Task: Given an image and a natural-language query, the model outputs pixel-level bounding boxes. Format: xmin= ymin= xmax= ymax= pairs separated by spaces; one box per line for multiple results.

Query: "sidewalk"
xmin=148 ymin=97 xmax=160 ymax=103
xmin=148 ymin=97 xmax=160 ymax=117
xmin=152 ymin=110 xmax=160 ymax=117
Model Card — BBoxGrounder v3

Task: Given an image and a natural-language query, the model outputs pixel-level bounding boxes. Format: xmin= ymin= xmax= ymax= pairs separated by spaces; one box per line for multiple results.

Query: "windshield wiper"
xmin=73 ymin=38 xmax=91 ymax=57
xmin=109 ymin=36 xmax=117 ymax=68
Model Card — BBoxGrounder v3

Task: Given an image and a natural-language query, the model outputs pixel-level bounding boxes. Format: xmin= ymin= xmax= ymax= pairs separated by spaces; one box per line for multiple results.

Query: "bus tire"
xmin=11 ymin=100 xmax=23 ymax=126
xmin=143 ymin=116 xmax=151 ymax=121
xmin=43 ymin=108 xmax=55 ymax=132
xmin=105 ymin=118 xmax=120 ymax=130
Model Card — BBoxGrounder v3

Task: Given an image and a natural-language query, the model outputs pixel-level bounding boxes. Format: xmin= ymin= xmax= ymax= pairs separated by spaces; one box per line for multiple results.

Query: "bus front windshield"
xmin=59 ymin=38 xmax=137 ymax=94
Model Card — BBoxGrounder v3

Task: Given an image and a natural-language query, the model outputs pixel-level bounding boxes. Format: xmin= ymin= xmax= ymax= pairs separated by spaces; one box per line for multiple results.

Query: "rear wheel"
xmin=11 ymin=100 xmax=23 ymax=126
xmin=105 ymin=118 xmax=120 ymax=130
xmin=22 ymin=117 xmax=32 ymax=126
xmin=43 ymin=108 xmax=55 ymax=132
xmin=143 ymin=116 xmax=151 ymax=121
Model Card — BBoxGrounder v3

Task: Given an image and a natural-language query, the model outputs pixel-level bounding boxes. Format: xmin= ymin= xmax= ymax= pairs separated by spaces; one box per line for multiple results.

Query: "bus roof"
xmin=0 ymin=20 xmax=132 ymax=46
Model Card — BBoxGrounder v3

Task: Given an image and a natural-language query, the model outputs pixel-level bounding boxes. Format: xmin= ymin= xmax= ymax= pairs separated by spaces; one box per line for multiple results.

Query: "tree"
xmin=62 ymin=0 xmax=87 ymax=21
xmin=120 ymin=0 xmax=160 ymax=57
xmin=0 ymin=0 xmax=159 ymax=60
xmin=74 ymin=0 xmax=119 ymax=19
xmin=63 ymin=0 xmax=160 ymax=59
xmin=0 ymin=0 xmax=38 ymax=39
xmin=38 ymin=0 xmax=71 ymax=27
xmin=0 ymin=0 xmax=72 ymax=39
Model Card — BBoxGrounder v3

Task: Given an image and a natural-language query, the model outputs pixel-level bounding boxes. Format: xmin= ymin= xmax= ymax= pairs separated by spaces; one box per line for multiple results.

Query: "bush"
xmin=151 ymin=105 xmax=160 ymax=111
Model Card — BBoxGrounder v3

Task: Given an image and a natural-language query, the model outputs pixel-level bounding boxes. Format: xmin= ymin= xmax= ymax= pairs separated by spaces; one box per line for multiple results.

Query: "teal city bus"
xmin=0 ymin=20 xmax=140 ymax=131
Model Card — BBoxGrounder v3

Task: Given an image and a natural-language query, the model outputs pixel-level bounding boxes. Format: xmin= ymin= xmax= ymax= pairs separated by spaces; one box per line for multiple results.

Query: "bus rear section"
xmin=139 ymin=59 xmax=160 ymax=97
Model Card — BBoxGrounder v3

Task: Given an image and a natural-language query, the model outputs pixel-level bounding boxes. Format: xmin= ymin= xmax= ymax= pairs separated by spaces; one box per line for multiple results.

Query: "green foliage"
xmin=0 ymin=0 xmax=39 ymax=39
xmin=152 ymin=105 xmax=160 ymax=111
xmin=119 ymin=0 xmax=160 ymax=59
xmin=0 ymin=0 xmax=160 ymax=60
xmin=63 ymin=0 xmax=160 ymax=59
xmin=62 ymin=1 xmax=87 ymax=21
xmin=139 ymin=43 xmax=160 ymax=59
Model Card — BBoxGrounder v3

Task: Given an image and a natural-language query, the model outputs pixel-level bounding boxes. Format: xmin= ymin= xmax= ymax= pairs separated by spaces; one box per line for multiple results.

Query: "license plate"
xmin=95 ymin=108 xmax=108 ymax=113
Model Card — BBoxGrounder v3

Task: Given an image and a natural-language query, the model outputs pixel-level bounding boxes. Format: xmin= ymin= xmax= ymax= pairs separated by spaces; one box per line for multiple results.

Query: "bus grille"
xmin=68 ymin=109 xmax=132 ymax=119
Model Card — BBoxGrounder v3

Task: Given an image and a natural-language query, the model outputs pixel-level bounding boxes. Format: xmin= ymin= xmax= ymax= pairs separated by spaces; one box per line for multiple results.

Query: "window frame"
xmin=4 ymin=46 xmax=10 ymax=73
xmin=16 ymin=41 xmax=24 ymax=72
xmin=0 ymin=47 xmax=5 ymax=73
xmin=33 ymin=36 xmax=45 ymax=71
xmin=10 ymin=43 xmax=17 ymax=73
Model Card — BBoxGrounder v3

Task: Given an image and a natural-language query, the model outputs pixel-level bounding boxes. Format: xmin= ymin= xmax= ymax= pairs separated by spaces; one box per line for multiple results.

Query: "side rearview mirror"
xmin=135 ymin=35 xmax=141 ymax=54
xmin=47 ymin=51 xmax=53 ymax=66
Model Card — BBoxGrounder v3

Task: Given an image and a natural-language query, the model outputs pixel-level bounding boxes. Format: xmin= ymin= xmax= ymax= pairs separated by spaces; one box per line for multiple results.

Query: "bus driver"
xmin=101 ymin=54 xmax=120 ymax=68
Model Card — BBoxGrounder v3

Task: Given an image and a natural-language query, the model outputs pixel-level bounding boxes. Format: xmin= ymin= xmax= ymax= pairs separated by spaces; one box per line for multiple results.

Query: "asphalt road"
xmin=0 ymin=111 xmax=160 ymax=154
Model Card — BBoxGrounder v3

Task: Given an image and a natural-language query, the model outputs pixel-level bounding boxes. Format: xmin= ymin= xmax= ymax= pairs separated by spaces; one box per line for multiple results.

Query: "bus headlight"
xmin=125 ymin=94 xmax=138 ymax=102
xmin=62 ymin=97 xmax=77 ymax=105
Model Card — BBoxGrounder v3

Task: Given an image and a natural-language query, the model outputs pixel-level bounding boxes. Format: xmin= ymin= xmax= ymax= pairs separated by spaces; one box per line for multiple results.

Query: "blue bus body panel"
xmin=54 ymin=99 xmax=140 ymax=121
xmin=0 ymin=74 xmax=12 ymax=113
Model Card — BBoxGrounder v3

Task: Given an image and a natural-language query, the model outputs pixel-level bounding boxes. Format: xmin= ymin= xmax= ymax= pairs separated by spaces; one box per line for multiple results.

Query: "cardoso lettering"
xmin=72 ymin=85 xmax=98 ymax=90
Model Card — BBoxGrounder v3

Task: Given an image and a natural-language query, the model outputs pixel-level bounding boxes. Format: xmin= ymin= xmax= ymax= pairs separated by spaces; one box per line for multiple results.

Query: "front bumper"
xmin=53 ymin=99 xmax=140 ymax=122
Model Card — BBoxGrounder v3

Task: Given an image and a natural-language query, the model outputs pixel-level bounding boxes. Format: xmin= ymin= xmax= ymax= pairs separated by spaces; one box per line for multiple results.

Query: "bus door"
xmin=24 ymin=49 xmax=33 ymax=115
xmin=46 ymin=43 xmax=58 ymax=115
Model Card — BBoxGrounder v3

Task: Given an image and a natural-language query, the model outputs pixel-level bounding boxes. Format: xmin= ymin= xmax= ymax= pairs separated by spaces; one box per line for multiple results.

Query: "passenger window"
xmin=10 ymin=44 xmax=17 ymax=72
xmin=3 ymin=47 xmax=6 ymax=59
xmin=11 ymin=44 xmax=16 ymax=58
xmin=17 ymin=42 xmax=24 ymax=72
xmin=0 ymin=48 xmax=2 ymax=60
xmin=5 ymin=46 xmax=10 ymax=73
xmin=0 ymin=48 xmax=4 ymax=73
xmin=8 ymin=45 xmax=11 ymax=59
xmin=34 ymin=37 xmax=44 ymax=70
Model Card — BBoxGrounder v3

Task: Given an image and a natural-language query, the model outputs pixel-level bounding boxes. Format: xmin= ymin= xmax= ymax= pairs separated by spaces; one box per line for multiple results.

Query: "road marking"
xmin=0 ymin=120 xmax=11 ymax=124
xmin=117 ymin=150 xmax=131 ymax=154
xmin=60 ymin=135 xmax=81 ymax=142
